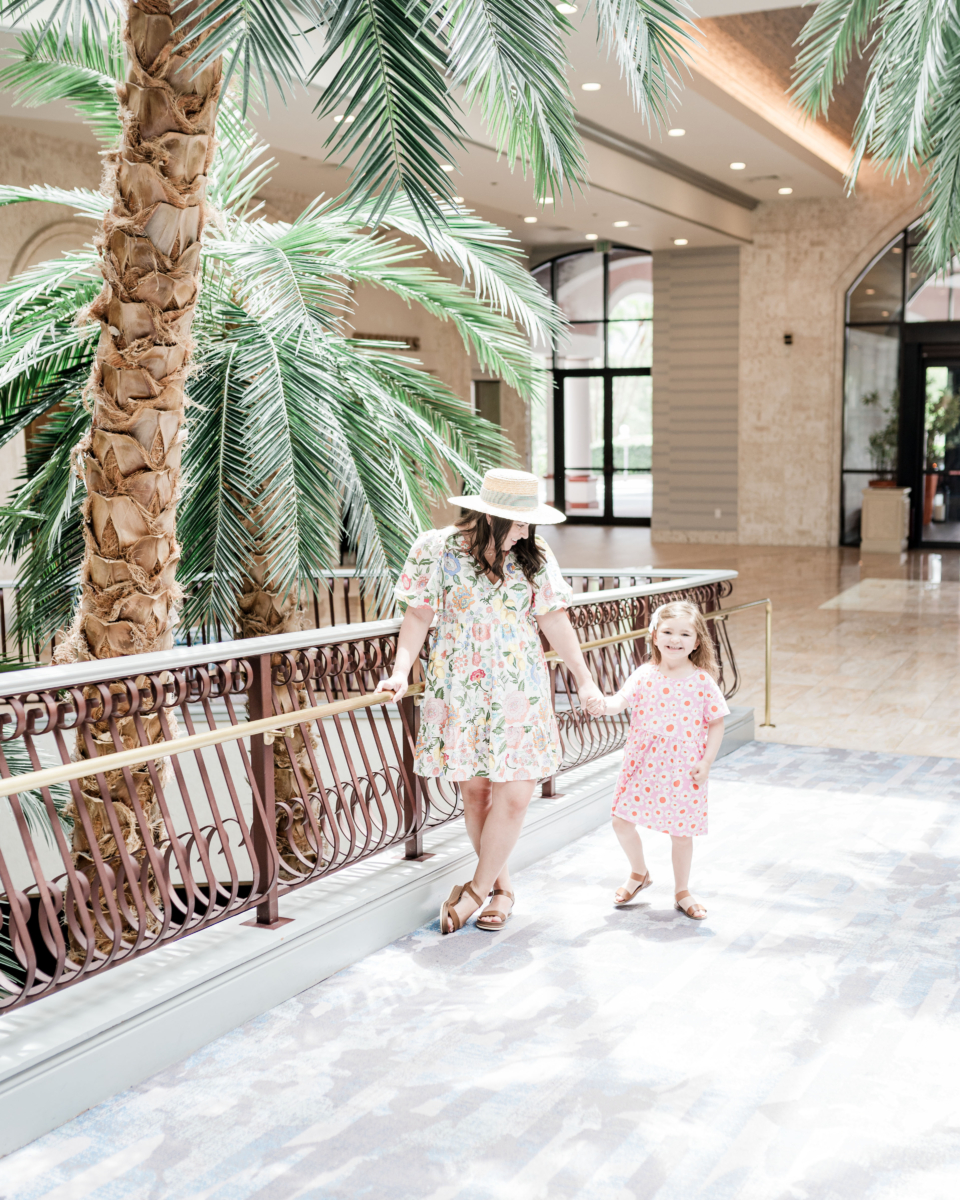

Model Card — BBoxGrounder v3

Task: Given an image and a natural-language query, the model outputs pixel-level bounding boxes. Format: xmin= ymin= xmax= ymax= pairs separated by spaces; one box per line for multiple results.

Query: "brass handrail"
xmin=0 ymin=599 xmax=774 ymax=800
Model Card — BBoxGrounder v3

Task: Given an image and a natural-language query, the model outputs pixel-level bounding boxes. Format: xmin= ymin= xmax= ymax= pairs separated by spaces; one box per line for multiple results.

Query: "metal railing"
xmin=0 ymin=567 xmax=756 ymax=1011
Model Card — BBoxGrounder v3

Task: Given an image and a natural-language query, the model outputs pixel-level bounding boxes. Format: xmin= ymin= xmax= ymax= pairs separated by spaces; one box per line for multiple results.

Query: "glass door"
xmin=920 ymin=363 xmax=960 ymax=544
xmin=611 ymin=375 xmax=652 ymax=519
xmin=559 ymin=374 xmax=605 ymax=516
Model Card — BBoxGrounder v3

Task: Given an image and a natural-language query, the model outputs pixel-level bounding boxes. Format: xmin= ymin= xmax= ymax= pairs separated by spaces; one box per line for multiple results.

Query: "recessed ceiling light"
xmin=439 ymin=163 xmax=455 ymax=172
xmin=581 ymin=82 xmax=601 ymax=92
xmin=668 ymin=128 xmax=685 ymax=137
xmin=333 ymin=114 xmax=354 ymax=123
xmin=613 ymin=220 xmax=629 ymax=228
xmin=730 ymin=162 xmax=746 ymax=170
xmin=673 ymin=238 xmax=688 ymax=246
xmin=538 ymin=197 xmax=554 ymax=205
xmin=452 ymin=196 xmax=464 ymax=203
xmin=524 ymin=216 xmax=538 ymax=224
xmin=556 ymin=2 xmax=578 ymax=12
xmin=585 ymin=233 xmax=598 ymax=241
xmin=778 ymin=187 xmax=793 ymax=195
xmin=865 ymin=288 xmax=876 ymax=295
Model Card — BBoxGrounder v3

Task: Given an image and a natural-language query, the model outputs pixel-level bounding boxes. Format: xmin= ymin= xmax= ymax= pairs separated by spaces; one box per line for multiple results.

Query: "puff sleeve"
xmin=394 ymin=529 xmax=445 ymax=613
xmin=531 ymin=539 xmax=573 ymax=615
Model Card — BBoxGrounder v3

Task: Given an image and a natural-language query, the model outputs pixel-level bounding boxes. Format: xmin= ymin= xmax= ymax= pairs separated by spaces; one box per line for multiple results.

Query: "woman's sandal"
xmin=440 ymin=881 xmax=483 ymax=934
xmin=476 ymin=888 xmax=515 ymax=931
xmin=614 ymin=871 xmax=652 ymax=905
xmin=674 ymin=890 xmax=707 ymax=920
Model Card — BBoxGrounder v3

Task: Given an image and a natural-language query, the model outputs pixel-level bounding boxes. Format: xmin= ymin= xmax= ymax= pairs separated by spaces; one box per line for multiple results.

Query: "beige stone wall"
xmin=738 ymin=167 xmax=925 ymax=546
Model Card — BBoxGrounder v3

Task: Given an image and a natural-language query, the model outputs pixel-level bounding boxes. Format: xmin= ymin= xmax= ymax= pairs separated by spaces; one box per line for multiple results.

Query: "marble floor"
xmin=2 ymin=742 xmax=959 ymax=1199
xmin=541 ymin=529 xmax=960 ymax=759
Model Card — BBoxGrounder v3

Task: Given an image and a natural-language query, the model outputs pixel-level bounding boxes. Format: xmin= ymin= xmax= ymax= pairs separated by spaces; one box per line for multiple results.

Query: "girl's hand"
xmin=691 ymin=760 xmax=711 ymax=785
xmin=374 ymin=673 xmax=409 ymax=703
xmin=578 ymin=679 xmax=606 ymax=717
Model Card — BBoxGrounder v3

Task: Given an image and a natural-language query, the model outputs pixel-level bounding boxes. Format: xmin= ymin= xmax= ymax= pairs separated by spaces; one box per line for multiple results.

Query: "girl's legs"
xmin=612 ymin=816 xmax=648 ymax=890
xmin=445 ymin=777 xmax=536 ymax=930
xmin=671 ymin=834 xmax=706 ymax=917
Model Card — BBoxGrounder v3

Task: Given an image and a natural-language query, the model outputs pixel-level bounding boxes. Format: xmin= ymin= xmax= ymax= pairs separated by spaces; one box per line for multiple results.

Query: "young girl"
xmin=601 ymin=600 xmax=729 ymax=920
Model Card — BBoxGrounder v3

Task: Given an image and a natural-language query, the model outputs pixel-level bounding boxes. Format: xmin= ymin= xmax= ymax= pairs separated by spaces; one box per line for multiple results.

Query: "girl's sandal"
xmin=440 ymin=881 xmax=483 ymax=934
xmin=674 ymin=890 xmax=707 ymax=920
xmin=476 ymin=888 xmax=515 ymax=931
xmin=614 ymin=871 xmax=652 ymax=905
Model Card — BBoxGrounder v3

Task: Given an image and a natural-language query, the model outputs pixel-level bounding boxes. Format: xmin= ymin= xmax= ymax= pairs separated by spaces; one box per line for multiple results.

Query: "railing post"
xmin=244 ymin=650 xmax=292 ymax=929
xmin=402 ymin=694 xmax=432 ymax=859
xmin=760 ymin=600 xmax=776 ymax=728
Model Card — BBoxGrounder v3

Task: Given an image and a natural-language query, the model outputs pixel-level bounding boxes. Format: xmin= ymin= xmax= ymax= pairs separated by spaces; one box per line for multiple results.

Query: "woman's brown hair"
xmin=455 ymin=512 xmax=546 ymax=584
xmin=649 ymin=600 xmax=720 ymax=680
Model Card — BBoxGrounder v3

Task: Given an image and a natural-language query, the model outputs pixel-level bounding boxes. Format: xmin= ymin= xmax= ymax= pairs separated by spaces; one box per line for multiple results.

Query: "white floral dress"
xmin=394 ymin=527 xmax=572 ymax=782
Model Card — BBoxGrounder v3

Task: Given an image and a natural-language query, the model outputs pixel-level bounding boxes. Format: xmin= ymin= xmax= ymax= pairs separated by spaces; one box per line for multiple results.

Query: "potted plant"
xmin=862 ymin=390 xmax=898 ymax=485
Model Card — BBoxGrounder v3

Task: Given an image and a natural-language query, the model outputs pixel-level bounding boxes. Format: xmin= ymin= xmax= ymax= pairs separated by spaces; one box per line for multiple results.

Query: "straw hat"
xmin=448 ymin=468 xmax=566 ymax=525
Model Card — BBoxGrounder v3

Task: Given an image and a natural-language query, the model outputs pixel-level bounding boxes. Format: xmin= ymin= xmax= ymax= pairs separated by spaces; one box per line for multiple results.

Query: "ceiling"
xmin=0 ymin=3 xmax=871 ymax=258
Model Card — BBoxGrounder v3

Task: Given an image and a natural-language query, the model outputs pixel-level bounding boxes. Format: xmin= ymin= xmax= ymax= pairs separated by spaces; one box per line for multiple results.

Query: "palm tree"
xmin=792 ymin=0 xmax=960 ymax=269
xmin=0 ymin=0 xmax=692 ymax=945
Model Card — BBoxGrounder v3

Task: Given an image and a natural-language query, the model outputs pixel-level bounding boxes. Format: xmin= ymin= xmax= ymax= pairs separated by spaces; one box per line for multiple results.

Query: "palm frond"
xmin=0 ymin=0 xmax=120 ymax=53
xmin=173 ymin=0 xmax=324 ymax=113
xmin=0 ymin=738 xmax=72 ymax=846
xmin=434 ymin=0 xmax=585 ymax=199
xmin=0 ymin=15 xmax=123 ymax=145
xmin=310 ymin=0 xmax=464 ymax=228
xmin=379 ymin=194 xmax=565 ymax=344
xmin=590 ymin=0 xmax=694 ymax=126
xmin=0 ymin=184 xmax=109 ymax=222
xmin=207 ymin=95 xmax=277 ymax=219
xmin=792 ymin=0 xmax=879 ymax=121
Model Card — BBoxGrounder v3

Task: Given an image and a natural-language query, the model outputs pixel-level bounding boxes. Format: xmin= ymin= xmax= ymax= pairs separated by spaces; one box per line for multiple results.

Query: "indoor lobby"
xmin=1 ymin=0 xmax=959 ymax=1197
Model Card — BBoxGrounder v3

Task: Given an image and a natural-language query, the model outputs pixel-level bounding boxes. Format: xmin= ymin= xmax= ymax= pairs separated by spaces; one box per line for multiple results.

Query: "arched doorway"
xmin=531 ymin=246 xmax=652 ymax=524
xmin=842 ymin=224 xmax=960 ymax=547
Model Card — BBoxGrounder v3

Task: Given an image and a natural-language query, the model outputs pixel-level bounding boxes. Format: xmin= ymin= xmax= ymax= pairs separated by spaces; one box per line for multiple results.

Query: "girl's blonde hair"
xmin=649 ymin=600 xmax=720 ymax=680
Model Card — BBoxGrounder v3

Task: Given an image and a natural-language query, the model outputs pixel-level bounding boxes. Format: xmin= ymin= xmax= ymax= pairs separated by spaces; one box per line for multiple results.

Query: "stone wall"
xmin=737 ymin=165 xmax=924 ymax=545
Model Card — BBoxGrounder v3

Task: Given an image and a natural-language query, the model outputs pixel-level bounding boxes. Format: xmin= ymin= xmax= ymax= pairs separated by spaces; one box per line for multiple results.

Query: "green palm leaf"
xmin=591 ymin=0 xmax=694 ymax=126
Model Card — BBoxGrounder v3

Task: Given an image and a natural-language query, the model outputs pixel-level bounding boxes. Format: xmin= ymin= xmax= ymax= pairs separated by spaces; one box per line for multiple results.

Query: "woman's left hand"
xmin=578 ymin=679 xmax=606 ymax=717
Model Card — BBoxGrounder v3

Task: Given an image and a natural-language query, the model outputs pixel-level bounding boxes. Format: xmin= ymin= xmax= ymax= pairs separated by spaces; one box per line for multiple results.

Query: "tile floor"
xmin=542 ymin=529 xmax=960 ymax=759
xmin=2 ymin=742 xmax=959 ymax=1199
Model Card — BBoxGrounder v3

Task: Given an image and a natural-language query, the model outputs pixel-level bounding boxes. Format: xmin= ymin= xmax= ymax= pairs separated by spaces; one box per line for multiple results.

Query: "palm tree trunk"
xmin=59 ymin=1 xmax=220 ymax=952
xmin=238 ymin=565 xmax=327 ymax=880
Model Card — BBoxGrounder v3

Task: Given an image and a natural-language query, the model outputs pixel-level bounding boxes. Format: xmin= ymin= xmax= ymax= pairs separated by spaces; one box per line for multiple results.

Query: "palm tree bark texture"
xmin=59 ymin=0 xmax=220 ymax=954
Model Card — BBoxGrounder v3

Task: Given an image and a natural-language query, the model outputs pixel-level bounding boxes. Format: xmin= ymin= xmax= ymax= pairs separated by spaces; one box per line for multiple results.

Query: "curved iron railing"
xmin=0 ymin=568 xmax=745 ymax=1011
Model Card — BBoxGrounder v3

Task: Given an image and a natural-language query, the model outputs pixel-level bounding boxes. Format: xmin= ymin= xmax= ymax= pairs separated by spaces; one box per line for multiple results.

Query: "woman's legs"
xmin=445 ymin=777 xmax=536 ymax=929
xmin=612 ymin=816 xmax=648 ymax=890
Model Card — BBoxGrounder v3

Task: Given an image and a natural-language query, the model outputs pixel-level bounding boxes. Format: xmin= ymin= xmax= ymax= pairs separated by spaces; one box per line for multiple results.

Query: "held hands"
xmin=374 ymin=673 xmax=409 ymax=704
xmin=578 ymin=679 xmax=607 ymax=718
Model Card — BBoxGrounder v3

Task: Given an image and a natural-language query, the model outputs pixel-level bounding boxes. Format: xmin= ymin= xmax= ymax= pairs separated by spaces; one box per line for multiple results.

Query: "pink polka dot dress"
xmin=611 ymin=663 xmax=730 ymax=837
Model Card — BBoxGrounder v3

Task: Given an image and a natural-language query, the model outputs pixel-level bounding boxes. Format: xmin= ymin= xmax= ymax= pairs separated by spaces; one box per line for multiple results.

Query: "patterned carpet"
xmin=2 ymin=742 xmax=960 ymax=1199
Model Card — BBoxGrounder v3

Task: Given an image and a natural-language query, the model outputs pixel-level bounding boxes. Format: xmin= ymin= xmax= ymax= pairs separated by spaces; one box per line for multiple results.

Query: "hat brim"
xmin=447 ymin=494 xmax=567 ymax=525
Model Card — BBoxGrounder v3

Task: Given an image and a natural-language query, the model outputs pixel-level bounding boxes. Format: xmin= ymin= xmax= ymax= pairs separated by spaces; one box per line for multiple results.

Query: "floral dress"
xmin=394 ymin=527 xmax=573 ymax=782
xmin=610 ymin=663 xmax=729 ymax=836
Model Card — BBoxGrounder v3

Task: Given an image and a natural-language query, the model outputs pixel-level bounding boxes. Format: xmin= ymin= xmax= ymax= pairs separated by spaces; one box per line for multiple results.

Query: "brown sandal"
xmin=476 ymin=888 xmax=515 ymax=931
xmin=614 ymin=871 xmax=652 ymax=905
xmin=675 ymin=890 xmax=707 ymax=920
xmin=440 ymin=881 xmax=483 ymax=934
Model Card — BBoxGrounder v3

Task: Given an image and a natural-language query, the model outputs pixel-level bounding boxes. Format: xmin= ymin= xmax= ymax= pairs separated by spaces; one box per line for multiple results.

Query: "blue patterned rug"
xmin=2 ymin=742 xmax=959 ymax=1199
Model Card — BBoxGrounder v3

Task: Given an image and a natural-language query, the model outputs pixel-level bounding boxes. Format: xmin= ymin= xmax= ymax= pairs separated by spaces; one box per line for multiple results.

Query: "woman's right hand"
xmin=374 ymin=673 xmax=409 ymax=703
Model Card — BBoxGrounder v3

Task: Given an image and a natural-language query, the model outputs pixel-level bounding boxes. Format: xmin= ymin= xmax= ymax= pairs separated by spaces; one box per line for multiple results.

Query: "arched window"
xmin=530 ymin=246 xmax=652 ymax=523
xmin=842 ymin=224 xmax=960 ymax=547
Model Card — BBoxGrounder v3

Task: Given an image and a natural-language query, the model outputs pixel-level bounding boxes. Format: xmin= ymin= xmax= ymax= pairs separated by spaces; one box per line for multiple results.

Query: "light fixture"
xmin=538 ymin=196 xmax=554 ymax=204
xmin=865 ymin=288 xmax=876 ymax=295
xmin=555 ymin=2 xmax=578 ymax=12
xmin=524 ymin=216 xmax=538 ymax=224
xmin=613 ymin=220 xmax=629 ymax=228
xmin=333 ymin=114 xmax=355 ymax=123
xmin=778 ymin=187 xmax=793 ymax=195
xmin=892 ymin=247 xmax=902 ymax=254
xmin=673 ymin=238 xmax=688 ymax=246
xmin=581 ymin=82 xmax=601 ymax=92
xmin=452 ymin=196 xmax=464 ymax=203
xmin=667 ymin=128 xmax=685 ymax=137
xmin=882 ymin=310 xmax=890 ymax=317
xmin=585 ymin=233 xmax=598 ymax=241
xmin=439 ymin=163 xmax=455 ymax=172
xmin=730 ymin=162 xmax=746 ymax=170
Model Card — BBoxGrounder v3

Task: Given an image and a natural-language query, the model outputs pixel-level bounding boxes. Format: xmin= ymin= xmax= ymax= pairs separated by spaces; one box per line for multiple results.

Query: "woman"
xmin=376 ymin=469 xmax=604 ymax=934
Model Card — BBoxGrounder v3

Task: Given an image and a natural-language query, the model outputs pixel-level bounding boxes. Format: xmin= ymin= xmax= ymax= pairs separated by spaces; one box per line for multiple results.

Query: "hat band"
xmin=479 ymin=485 xmax=538 ymax=511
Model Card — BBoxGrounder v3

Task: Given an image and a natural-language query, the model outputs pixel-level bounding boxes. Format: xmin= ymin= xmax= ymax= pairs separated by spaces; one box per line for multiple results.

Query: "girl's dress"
xmin=394 ymin=526 xmax=572 ymax=782
xmin=611 ymin=663 xmax=729 ymax=836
